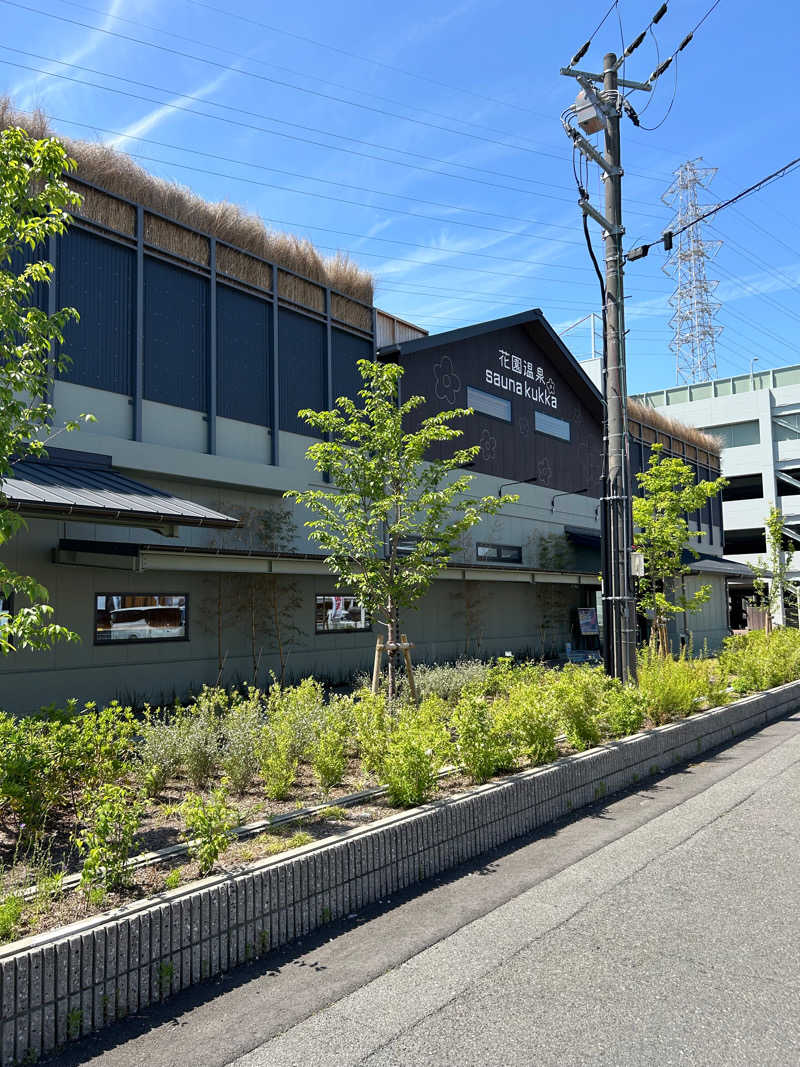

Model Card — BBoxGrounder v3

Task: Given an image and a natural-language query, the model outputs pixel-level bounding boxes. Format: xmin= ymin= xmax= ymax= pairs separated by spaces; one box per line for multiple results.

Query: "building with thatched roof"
xmin=0 ymin=111 xmax=736 ymax=711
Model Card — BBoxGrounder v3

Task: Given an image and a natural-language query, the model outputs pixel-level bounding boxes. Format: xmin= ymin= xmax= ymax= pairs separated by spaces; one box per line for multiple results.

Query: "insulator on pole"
xmin=571 ymin=40 xmax=591 ymax=65
xmin=652 ymin=3 xmax=668 ymax=24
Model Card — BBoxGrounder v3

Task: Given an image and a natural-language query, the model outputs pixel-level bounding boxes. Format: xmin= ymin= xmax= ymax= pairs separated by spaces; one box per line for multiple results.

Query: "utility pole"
xmin=601 ymin=52 xmax=636 ymax=682
xmin=561 ymin=50 xmax=638 ymax=682
xmin=560 ymin=4 xmax=721 ymax=680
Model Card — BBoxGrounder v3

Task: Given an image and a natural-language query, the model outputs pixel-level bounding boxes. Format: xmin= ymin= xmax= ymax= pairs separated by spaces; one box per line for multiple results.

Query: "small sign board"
xmin=578 ymin=607 xmax=599 ymax=635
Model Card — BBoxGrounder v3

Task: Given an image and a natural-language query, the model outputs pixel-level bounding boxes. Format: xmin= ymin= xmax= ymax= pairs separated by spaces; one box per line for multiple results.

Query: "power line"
xmin=627 ymin=157 xmax=800 ymax=256
xmin=48 ymin=0 xmax=552 ymax=151
xmin=0 ymin=53 xmax=607 ymax=203
xmin=0 ymin=50 xmax=671 ymax=220
xmin=1 ymin=1 xmax=576 ymax=164
xmin=181 ymin=0 xmax=549 ymax=120
xmin=45 ymin=115 xmax=606 ymax=239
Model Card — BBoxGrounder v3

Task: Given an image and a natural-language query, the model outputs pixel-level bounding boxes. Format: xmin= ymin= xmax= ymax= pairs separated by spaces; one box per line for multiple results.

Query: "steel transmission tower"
xmin=662 ymin=160 xmax=723 ymax=384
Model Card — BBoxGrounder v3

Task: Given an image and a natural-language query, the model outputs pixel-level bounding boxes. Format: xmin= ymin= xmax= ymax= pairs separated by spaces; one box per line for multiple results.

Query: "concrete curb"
xmin=1 ymin=681 xmax=798 ymax=1065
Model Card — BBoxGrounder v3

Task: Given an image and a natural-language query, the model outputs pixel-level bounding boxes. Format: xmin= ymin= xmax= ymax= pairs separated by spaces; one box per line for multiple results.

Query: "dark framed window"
xmin=535 ymin=410 xmax=571 ymax=441
xmin=94 ymin=594 xmax=188 ymax=644
xmin=476 ymin=543 xmax=523 ymax=564
xmin=466 ymin=386 xmax=511 ymax=422
xmin=314 ymin=594 xmax=370 ymax=634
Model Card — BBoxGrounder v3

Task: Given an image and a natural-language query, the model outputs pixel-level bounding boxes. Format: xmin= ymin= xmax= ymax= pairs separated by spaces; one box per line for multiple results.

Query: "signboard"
xmin=484 ymin=348 xmax=559 ymax=410
xmin=578 ymin=607 xmax=599 ymax=635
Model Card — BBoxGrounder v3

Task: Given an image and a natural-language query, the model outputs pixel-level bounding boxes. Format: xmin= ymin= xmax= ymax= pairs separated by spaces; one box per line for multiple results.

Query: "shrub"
xmin=382 ymin=700 xmax=451 ymax=807
xmin=311 ymin=697 xmax=353 ymax=792
xmin=76 ymin=784 xmax=144 ymax=892
xmin=180 ymin=788 xmax=238 ymax=876
xmin=549 ymin=665 xmax=604 ymax=751
xmin=271 ymin=677 xmax=326 ymax=760
xmin=220 ymin=690 xmax=264 ymax=794
xmin=0 ymin=701 xmax=137 ymax=836
xmin=637 ymin=647 xmax=707 ymax=724
xmin=352 ymin=690 xmax=390 ymax=778
xmin=257 ymin=713 xmax=299 ymax=800
xmin=499 ymin=683 xmax=559 ymax=765
xmin=452 ymin=692 xmax=505 ymax=783
xmin=720 ymin=628 xmax=800 ymax=694
xmin=136 ymin=707 xmax=184 ymax=797
xmin=176 ymin=707 xmax=221 ymax=790
xmin=596 ymin=683 xmax=647 ymax=739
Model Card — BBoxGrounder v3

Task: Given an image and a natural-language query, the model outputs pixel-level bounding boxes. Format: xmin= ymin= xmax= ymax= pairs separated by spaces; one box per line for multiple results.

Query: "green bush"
xmin=0 ymin=702 xmax=136 ymax=836
xmin=136 ymin=707 xmax=184 ymax=797
xmin=498 ymin=683 xmax=559 ymax=765
xmin=220 ymin=689 xmax=264 ymax=794
xmin=257 ymin=713 xmax=299 ymax=800
xmin=549 ymin=665 xmax=604 ymax=751
xmin=452 ymin=692 xmax=509 ymax=783
xmin=720 ymin=628 xmax=800 ymax=694
xmin=180 ymin=788 xmax=238 ymax=876
xmin=176 ymin=707 xmax=221 ymax=790
xmin=596 ymin=682 xmax=647 ymax=739
xmin=636 ymin=647 xmax=707 ymax=724
xmin=76 ymin=784 xmax=144 ymax=892
xmin=382 ymin=700 xmax=451 ymax=807
xmin=271 ymin=677 xmax=326 ymax=760
xmin=312 ymin=697 xmax=353 ymax=792
xmin=353 ymin=690 xmax=390 ymax=778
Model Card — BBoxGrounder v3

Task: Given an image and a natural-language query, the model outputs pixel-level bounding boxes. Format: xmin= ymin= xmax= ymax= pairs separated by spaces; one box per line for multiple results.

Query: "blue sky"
xmin=1 ymin=0 xmax=798 ymax=394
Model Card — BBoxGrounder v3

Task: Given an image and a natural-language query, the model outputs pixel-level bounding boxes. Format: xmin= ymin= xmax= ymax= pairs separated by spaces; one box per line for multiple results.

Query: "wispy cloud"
xmin=106 ymin=66 xmax=240 ymax=150
xmin=12 ymin=0 xmax=127 ymax=106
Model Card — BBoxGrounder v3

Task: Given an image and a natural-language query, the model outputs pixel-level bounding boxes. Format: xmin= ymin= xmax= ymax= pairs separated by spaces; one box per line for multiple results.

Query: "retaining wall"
xmin=2 ymin=681 xmax=799 ymax=1065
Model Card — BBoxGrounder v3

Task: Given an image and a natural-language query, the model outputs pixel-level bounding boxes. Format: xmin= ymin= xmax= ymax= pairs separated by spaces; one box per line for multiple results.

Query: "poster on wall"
xmin=578 ymin=607 xmax=599 ymax=635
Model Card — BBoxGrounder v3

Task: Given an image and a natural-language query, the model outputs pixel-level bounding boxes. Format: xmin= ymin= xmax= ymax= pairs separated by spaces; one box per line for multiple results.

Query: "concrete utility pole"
xmin=560 ymin=50 xmax=638 ymax=681
xmin=601 ymin=53 xmax=636 ymax=682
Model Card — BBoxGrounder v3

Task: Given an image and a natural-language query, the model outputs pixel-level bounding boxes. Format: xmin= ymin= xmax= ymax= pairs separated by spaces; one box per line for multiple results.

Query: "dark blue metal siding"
xmin=332 ymin=327 xmax=371 ymax=407
xmin=143 ymin=256 xmax=208 ymax=411
xmin=56 ymin=228 xmax=135 ymax=394
xmin=279 ymin=308 xmax=325 ymax=436
xmin=217 ymin=284 xmax=272 ymax=426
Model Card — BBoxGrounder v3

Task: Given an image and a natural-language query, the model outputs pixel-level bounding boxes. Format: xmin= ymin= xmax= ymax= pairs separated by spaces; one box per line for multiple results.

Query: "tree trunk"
xmin=249 ymin=578 xmax=258 ymax=685
xmin=386 ymin=599 xmax=400 ymax=703
xmin=216 ymin=574 xmax=224 ymax=678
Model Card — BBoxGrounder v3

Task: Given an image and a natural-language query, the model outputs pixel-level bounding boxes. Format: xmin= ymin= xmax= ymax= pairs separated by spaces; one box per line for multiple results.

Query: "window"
xmin=774 ymin=414 xmax=800 ymax=442
xmin=315 ymin=594 xmax=369 ymax=634
xmin=702 ymin=421 xmax=760 ymax=448
xmin=95 ymin=594 xmax=188 ymax=644
xmin=723 ymin=529 xmax=766 ymax=556
xmin=534 ymin=411 xmax=571 ymax=441
xmin=476 ymin=543 xmax=523 ymax=564
xmin=466 ymin=386 xmax=511 ymax=422
xmin=778 ymin=469 xmax=800 ymax=497
xmin=722 ymin=474 xmax=763 ymax=502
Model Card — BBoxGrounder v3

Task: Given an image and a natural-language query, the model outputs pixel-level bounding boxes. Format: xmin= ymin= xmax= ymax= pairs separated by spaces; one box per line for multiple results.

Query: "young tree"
xmin=287 ymin=359 xmax=514 ymax=699
xmin=1 ymin=125 xmax=92 ymax=654
xmin=749 ymin=505 xmax=795 ymax=632
xmin=632 ymin=443 xmax=726 ymax=654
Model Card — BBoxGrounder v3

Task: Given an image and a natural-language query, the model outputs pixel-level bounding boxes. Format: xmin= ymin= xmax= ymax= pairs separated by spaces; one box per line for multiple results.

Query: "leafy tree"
xmin=749 ymin=505 xmax=795 ymax=632
xmin=1 ymin=125 xmax=93 ymax=654
xmin=287 ymin=359 xmax=513 ymax=699
xmin=632 ymin=443 xmax=726 ymax=654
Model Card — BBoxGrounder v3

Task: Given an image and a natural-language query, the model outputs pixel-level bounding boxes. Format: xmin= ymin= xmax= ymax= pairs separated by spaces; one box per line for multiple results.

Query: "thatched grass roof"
xmin=628 ymin=397 xmax=722 ymax=454
xmin=0 ymin=98 xmax=374 ymax=304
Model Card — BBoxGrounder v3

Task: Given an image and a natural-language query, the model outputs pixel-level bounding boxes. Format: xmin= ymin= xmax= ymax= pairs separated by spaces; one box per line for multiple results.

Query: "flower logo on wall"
xmin=536 ymin=456 xmax=553 ymax=486
xmin=518 ymin=416 xmax=531 ymax=437
xmin=433 ymin=355 xmax=461 ymax=405
xmin=479 ymin=428 xmax=497 ymax=463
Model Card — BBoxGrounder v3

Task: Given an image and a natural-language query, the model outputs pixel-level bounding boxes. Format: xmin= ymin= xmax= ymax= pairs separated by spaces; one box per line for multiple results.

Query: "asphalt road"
xmin=55 ymin=712 xmax=800 ymax=1067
